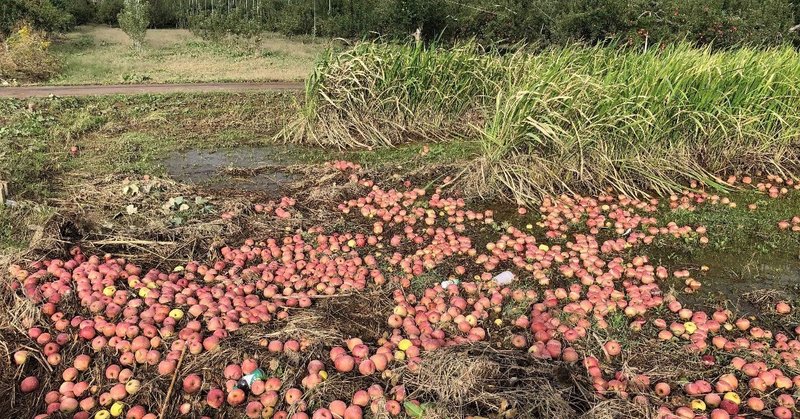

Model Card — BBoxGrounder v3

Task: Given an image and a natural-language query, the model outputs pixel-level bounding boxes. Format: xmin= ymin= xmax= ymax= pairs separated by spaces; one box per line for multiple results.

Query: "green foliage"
xmin=1 ymin=0 xmax=74 ymax=36
xmin=482 ymin=44 xmax=800 ymax=202
xmin=117 ymin=0 xmax=150 ymax=47
xmin=283 ymin=42 xmax=516 ymax=147
xmin=53 ymin=0 xmax=96 ymax=25
xmin=149 ymin=0 xmax=180 ymax=27
xmin=95 ymin=0 xmax=124 ymax=24
xmin=187 ymin=10 xmax=262 ymax=41
xmin=168 ymin=0 xmax=800 ymax=47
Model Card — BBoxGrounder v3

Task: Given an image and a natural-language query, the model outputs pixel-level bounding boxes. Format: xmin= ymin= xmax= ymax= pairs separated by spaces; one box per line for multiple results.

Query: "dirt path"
xmin=0 ymin=81 xmax=304 ymax=98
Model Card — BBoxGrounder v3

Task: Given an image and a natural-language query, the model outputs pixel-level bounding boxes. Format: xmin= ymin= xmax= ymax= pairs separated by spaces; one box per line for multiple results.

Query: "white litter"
xmin=493 ymin=271 xmax=515 ymax=285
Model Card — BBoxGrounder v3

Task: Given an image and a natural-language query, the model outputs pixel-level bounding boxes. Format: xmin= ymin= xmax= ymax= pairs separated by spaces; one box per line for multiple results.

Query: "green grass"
xmin=284 ymin=42 xmax=523 ymax=148
xmin=0 ymin=91 xmax=479 ymax=255
xmin=482 ymin=44 xmax=800 ymax=203
xmin=46 ymin=25 xmax=324 ymax=85
xmin=292 ymin=41 xmax=800 ymax=203
xmin=661 ymin=191 xmax=800 ymax=255
xmin=0 ymin=203 xmax=55 ymax=252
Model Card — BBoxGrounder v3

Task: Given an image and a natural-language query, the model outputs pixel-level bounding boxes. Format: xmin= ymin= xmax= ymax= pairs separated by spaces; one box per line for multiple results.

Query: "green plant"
xmin=1 ymin=0 xmax=73 ymax=36
xmin=0 ymin=24 xmax=62 ymax=82
xmin=54 ymin=0 xmax=96 ymax=25
xmin=117 ymin=0 xmax=150 ymax=48
xmin=148 ymin=0 xmax=180 ymax=27
xmin=290 ymin=41 xmax=800 ymax=203
xmin=479 ymin=43 xmax=800 ymax=203
xmin=283 ymin=42 xmax=521 ymax=148
xmin=187 ymin=10 xmax=263 ymax=41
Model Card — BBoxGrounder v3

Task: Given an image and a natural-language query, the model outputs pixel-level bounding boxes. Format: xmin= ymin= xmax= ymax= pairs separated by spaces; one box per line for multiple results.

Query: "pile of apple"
xmin=778 ymin=216 xmax=800 ymax=232
xmin=254 ymin=196 xmax=297 ymax=220
xmin=7 ymin=163 xmax=800 ymax=419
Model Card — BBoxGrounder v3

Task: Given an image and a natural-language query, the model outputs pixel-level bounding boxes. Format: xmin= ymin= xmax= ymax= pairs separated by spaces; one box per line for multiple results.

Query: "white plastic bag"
xmin=493 ymin=271 xmax=515 ymax=285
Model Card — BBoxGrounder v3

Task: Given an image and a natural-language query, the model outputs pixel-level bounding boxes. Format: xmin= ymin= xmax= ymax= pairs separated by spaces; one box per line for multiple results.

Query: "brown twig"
xmin=90 ymin=239 xmax=177 ymax=246
xmin=158 ymin=345 xmax=187 ymax=419
xmin=270 ymin=293 xmax=355 ymax=300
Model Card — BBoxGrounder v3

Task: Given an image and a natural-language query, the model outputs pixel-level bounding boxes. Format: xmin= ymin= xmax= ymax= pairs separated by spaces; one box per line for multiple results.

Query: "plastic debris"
xmin=493 ymin=271 xmax=515 ymax=285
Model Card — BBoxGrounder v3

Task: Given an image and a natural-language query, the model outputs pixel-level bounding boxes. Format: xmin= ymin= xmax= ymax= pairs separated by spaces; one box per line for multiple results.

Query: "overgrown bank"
xmin=289 ymin=42 xmax=800 ymax=203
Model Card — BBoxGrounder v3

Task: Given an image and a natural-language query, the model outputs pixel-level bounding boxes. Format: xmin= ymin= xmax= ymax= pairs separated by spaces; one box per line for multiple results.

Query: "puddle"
xmin=161 ymin=146 xmax=303 ymax=195
xmin=653 ymin=248 xmax=800 ymax=314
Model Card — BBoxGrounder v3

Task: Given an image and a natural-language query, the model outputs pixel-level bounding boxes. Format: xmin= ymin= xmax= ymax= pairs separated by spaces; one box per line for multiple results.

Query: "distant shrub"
xmin=149 ymin=0 xmax=180 ymax=28
xmin=118 ymin=0 xmax=150 ymax=48
xmin=0 ymin=24 xmax=61 ymax=82
xmin=55 ymin=0 xmax=96 ymax=25
xmin=1 ymin=0 xmax=73 ymax=36
xmin=188 ymin=10 xmax=262 ymax=41
xmin=95 ymin=0 xmax=124 ymax=25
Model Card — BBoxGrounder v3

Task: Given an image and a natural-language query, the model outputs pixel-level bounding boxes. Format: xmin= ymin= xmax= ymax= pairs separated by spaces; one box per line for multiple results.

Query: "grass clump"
xmin=284 ymin=42 xmax=523 ymax=148
xmin=480 ymin=44 xmax=800 ymax=203
xmin=293 ymin=41 xmax=800 ymax=202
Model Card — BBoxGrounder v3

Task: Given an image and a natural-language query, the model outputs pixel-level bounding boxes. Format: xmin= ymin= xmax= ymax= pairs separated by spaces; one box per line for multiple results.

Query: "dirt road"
xmin=0 ymin=81 xmax=304 ymax=99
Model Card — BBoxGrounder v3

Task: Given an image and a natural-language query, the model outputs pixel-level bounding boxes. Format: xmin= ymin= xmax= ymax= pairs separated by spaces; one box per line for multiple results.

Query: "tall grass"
xmin=290 ymin=42 xmax=800 ymax=201
xmin=481 ymin=44 xmax=800 ymax=202
xmin=283 ymin=42 xmax=524 ymax=148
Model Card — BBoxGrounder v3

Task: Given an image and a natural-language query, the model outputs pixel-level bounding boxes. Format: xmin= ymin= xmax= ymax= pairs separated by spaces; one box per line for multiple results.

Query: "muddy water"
xmin=161 ymin=147 xmax=302 ymax=195
xmin=656 ymin=248 xmax=800 ymax=314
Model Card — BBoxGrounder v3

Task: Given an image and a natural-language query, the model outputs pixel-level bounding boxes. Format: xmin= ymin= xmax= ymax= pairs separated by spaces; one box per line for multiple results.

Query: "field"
xmin=2 ymin=40 xmax=800 ymax=419
xmin=46 ymin=25 xmax=323 ymax=85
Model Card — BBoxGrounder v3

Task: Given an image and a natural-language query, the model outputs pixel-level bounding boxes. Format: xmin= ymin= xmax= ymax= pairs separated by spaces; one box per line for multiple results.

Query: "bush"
xmin=117 ymin=0 xmax=150 ymax=47
xmin=149 ymin=0 xmax=180 ymax=28
xmin=95 ymin=0 xmax=124 ymax=24
xmin=54 ymin=0 xmax=96 ymax=25
xmin=106 ymin=0 xmax=798 ymax=48
xmin=478 ymin=44 xmax=800 ymax=202
xmin=284 ymin=42 xmax=516 ymax=147
xmin=188 ymin=10 xmax=262 ymax=41
xmin=0 ymin=24 xmax=62 ymax=82
xmin=1 ymin=0 xmax=73 ymax=36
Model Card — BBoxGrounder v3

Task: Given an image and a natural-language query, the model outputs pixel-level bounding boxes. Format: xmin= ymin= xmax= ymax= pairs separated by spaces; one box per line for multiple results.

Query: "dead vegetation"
xmin=405 ymin=343 xmax=597 ymax=418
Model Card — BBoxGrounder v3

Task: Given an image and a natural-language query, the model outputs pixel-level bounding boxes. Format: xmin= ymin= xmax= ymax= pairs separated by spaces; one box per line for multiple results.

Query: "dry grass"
xmin=405 ymin=343 xmax=596 ymax=418
xmin=47 ymin=25 xmax=324 ymax=85
xmin=580 ymin=399 xmax=653 ymax=419
xmin=76 ymin=26 xmax=196 ymax=48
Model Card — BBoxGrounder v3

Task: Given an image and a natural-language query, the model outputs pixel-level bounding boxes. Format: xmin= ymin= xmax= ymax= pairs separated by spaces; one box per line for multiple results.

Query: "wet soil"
xmin=659 ymin=247 xmax=800 ymax=314
xmin=161 ymin=146 xmax=302 ymax=196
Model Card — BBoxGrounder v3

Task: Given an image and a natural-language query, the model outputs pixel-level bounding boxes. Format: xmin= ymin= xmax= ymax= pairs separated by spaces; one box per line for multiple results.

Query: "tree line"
xmin=3 ymin=0 xmax=799 ymax=48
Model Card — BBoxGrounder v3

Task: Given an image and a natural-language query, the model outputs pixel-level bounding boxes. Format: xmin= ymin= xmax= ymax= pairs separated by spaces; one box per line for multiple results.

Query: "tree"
xmin=118 ymin=0 xmax=150 ymax=48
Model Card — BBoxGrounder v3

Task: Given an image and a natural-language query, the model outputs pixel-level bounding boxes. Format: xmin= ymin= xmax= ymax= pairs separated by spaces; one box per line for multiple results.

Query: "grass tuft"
xmin=283 ymin=42 xmax=523 ymax=148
